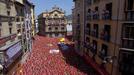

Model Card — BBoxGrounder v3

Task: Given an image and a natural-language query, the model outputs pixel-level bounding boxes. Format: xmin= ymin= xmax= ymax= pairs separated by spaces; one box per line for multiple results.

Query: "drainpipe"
xmin=83 ymin=0 xmax=86 ymax=54
xmin=111 ymin=0 xmax=120 ymax=75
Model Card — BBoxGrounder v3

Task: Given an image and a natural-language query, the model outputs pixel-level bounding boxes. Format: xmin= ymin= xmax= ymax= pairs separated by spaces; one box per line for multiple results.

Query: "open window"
xmin=99 ymin=44 xmax=108 ymax=60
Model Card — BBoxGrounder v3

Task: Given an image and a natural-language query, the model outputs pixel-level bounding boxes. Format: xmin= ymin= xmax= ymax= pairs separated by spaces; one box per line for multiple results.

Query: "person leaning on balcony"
xmin=102 ymin=9 xmax=106 ymax=19
xmin=105 ymin=10 xmax=110 ymax=19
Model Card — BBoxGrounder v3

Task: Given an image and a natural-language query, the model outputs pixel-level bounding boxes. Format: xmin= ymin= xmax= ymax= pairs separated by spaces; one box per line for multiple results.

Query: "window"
xmin=87 ymin=0 xmax=92 ymax=5
xmin=21 ymin=18 xmax=24 ymax=21
xmin=125 ymin=9 xmax=134 ymax=21
xmin=0 ymin=23 xmax=2 ymax=26
xmin=55 ymin=14 xmax=58 ymax=16
xmin=105 ymin=3 xmax=112 ymax=19
xmin=123 ymin=24 xmax=134 ymax=39
xmin=7 ymin=11 xmax=10 ymax=16
xmin=77 ymin=14 xmax=80 ymax=24
xmin=55 ymin=27 xmax=58 ymax=30
xmin=99 ymin=44 xmax=108 ymax=60
xmin=92 ymin=24 xmax=98 ymax=38
xmin=86 ymin=37 xmax=90 ymax=42
xmin=127 ymin=0 xmax=134 ymax=10
xmin=48 ymin=27 xmax=52 ymax=31
xmin=85 ymin=23 xmax=91 ymax=35
xmin=9 ymin=28 xmax=12 ymax=34
xmin=100 ymin=25 xmax=111 ymax=42
xmin=119 ymin=50 xmax=134 ymax=75
xmin=95 ymin=7 xmax=98 ymax=11
xmin=0 ymin=23 xmax=2 ymax=37
xmin=90 ymin=40 xmax=97 ymax=54
xmin=61 ymin=27 xmax=64 ymax=30
xmin=17 ymin=29 xmax=21 ymax=34
xmin=16 ymin=17 xmax=20 ymax=22
xmin=122 ymin=24 xmax=134 ymax=49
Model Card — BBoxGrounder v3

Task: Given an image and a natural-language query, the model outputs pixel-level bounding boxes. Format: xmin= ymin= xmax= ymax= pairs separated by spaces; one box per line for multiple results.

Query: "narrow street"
xmin=17 ymin=36 xmax=96 ymax=75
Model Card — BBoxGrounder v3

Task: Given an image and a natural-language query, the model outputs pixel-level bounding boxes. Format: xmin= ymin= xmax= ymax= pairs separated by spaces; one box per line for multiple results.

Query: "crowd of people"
xmin=17 ymin=36 xmax=93 ymax=75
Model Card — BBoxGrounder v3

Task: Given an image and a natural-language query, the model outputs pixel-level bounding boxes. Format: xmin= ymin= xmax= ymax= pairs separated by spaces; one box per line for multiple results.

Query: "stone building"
xmin=38 ymin=6 xmax=67 ymax=37
xmin=73 ymin=0 xmax=134 ymax=75
xmin=24 ymin=0 xmax=34 ymax=53
xmin=0 ymin=0 xmax=22 ymax=74
xmin=0 ymin=0 xmax=35 ymax=74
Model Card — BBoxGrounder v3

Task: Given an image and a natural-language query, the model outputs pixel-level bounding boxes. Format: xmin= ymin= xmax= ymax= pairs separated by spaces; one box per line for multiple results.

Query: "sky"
xmin=29 ymin=0 xmax=74 ymax=17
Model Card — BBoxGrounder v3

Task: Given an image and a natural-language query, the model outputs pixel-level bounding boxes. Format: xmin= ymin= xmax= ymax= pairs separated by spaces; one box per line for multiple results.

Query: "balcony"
xmin=93 ymin=11 xmax=99 ymax=20
xmin=84 ymin=42 xmax=90 ymax=48
xmin=98 ymin=44 xmax=108 ymax=60
xmin=17 ymin=24 xmax=21 ymax=29
xmin=122 ymin=38 xmax=134 ymax=49
xmin=102 ymin=10 xmax=111 ymax=20
xmin=91 ymin=30 xmax=98 ymax=38
xmin=100 ymin=31 xmax=110 ymax=42
xmin=86 ymin=13 xmax=92 ymax=20
xmin=125 ymin=10 xmax=134 ymax=21
xmin=85 ymin=28 xmax=90 ymax=35
xmin=89 ymin=44 xmax=97 ymax=54
xmin=0 ymin=40 xmax=22 ymax=68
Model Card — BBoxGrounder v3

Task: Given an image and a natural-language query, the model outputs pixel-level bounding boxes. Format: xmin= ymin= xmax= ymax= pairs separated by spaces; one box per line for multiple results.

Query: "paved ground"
xmin=16 ymin=36 xmax=96 ymax=75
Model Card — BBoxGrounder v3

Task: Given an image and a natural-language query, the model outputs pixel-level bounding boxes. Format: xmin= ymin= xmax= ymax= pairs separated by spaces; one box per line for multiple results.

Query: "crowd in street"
xmin=17 ymin=36 xmax=94 ymax=75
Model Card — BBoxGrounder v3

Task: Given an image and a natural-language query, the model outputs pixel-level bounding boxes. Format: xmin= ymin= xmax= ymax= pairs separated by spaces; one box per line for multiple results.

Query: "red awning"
xmin=83 ymin=54 xmax=109 ymax=75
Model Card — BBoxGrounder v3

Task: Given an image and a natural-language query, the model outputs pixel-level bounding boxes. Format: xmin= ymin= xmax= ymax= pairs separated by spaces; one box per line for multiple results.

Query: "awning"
xmin=83 ymin=54 xmax=109 ymax=75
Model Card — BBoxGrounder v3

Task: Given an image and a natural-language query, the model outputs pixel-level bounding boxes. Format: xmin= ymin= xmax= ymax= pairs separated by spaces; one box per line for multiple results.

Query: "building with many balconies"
xmin=0 ymin=0 xmax=35 ymax=74
xmin=73 ymin=0 xmax=134 ymax=75
xmin=38 ymin=6 xmax=67 ymax=37
xmin=0 ymin=0 xmax=22 ymax=74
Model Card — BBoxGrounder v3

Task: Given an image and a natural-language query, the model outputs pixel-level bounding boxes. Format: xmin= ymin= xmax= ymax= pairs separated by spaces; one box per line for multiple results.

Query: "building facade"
xmin=24 ymin=0 xmax=34 ymax=53
xmin=73 ymin=0 xmax=134 ymax=75
xmin=38 ymin=6 xmax=67 ymax=37
xmin=72 ymin=0 xmax=85 ymax=56
xmin=0 ymin=0 xmax=35 ymax=74
xmin=0 ymin=0 xmax=22 ymax=74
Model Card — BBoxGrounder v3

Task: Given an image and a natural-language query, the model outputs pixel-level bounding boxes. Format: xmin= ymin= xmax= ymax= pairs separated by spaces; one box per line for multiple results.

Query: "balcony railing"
xmin=93 ymin=12 xmax=99 ymax=20
xmin=102 ymin=10 xmax=111 ymax=20
xmin=0 ymin=34 xmax=16 ymax=46
xmin=17 ymin=24 xmax=21 ymax=29
xmin=86 ymin=13 xmax=92 ymax=20
xmin=125 ymin=11 xmax=134 ymax=21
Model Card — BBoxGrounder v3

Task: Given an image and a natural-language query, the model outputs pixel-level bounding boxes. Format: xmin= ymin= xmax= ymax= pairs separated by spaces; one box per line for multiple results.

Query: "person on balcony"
xmin=105 ymin=10 xmax=110 ymax=19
